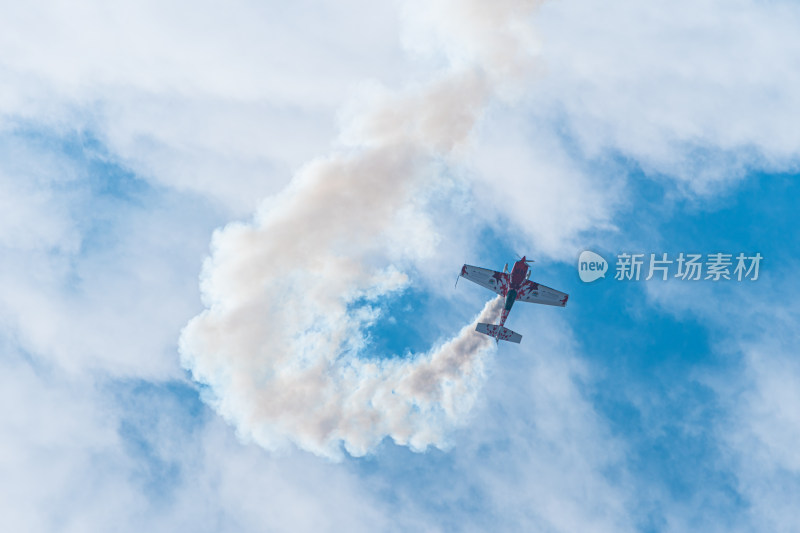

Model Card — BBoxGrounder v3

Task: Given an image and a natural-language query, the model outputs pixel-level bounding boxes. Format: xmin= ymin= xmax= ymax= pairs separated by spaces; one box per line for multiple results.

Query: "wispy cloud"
xmin=2 ymin=0 xmax=799 ymax=531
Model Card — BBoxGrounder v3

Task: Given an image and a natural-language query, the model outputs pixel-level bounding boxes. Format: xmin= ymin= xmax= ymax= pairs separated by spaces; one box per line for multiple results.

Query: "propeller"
xmin=455 ymin=261 xmax=465 ymax=288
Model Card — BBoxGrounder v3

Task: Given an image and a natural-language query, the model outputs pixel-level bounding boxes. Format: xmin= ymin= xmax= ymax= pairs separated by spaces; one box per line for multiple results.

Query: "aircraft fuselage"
xmin=500 ymin=257 xmax=530 ymax=326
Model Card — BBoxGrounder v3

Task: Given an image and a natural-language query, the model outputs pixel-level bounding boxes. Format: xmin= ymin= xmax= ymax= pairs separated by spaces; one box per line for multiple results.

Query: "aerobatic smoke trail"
xmin=180 ymin=0 xmax=541 ymax=459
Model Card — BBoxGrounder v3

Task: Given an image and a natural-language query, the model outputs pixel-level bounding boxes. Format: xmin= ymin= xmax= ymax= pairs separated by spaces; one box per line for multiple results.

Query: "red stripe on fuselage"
xmin=509 ymin=259 xmax=528 ymax=289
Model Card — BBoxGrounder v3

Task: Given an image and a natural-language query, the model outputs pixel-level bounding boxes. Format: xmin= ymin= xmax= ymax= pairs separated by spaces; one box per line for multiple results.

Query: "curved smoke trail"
xmin=180 ymin=0 xmax=541 ymax=459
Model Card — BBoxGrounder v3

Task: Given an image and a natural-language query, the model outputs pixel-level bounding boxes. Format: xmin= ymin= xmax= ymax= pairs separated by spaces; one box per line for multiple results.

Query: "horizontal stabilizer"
xmin=476 ymin=323 xmax=522 ymax=344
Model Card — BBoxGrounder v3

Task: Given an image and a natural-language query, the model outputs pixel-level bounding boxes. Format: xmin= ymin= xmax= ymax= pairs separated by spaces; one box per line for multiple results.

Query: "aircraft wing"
xmin=518 ymin=280 xmax=569 ymax=307
xmin=459 ymin=264 xmax=506 ymax=296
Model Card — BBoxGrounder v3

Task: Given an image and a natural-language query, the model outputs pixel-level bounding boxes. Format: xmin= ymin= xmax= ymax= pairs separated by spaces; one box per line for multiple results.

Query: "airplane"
xmin=457 ymin=256 xmax=568 ymax=344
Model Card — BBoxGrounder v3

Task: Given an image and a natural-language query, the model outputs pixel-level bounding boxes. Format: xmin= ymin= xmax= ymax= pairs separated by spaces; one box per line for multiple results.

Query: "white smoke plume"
xmin=180 ymin=0 xmax=541 ymax=459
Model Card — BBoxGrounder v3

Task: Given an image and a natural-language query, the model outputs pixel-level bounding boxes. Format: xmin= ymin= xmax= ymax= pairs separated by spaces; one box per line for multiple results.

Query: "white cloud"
xmin=0 ymin=132 xmax=234 ymax=379
xmin=639 ymin=264 xmax=800 ymax=530
xmin=0 ymin=346 xmax=397 ymax=532
xmin=457 ymin=314 xmax=635 ymax=532
xmin=0 ymin=136 xmax=83 ymax=253
xmin=0 ymin=352 xmax=140 ymax=533
xmin=527 ymin=0 xmax=800 ymax=192
xmin=711 ymin=336 xmax=800 ymax=533
xmin=2 ymin=0 xmax=798 ymax=530
xmin=469 ymin=106 xmax=623 ymax=260
xmin=0 ymin=0 xmax=417 ymax=215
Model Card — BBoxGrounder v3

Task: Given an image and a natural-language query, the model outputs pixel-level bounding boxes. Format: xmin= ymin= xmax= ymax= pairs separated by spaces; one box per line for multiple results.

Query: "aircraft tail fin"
xmin=476 ymin=323 xmax=522 ymax=344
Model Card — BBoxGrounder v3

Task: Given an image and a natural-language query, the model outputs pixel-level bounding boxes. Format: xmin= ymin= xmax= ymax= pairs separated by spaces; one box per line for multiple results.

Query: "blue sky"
xmin=2 ymin=1 xmax=800 ymax=532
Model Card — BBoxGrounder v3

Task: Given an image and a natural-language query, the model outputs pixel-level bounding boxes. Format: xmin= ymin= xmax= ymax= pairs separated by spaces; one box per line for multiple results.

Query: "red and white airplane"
xmin=457 ymin=257 xmax=568 ymax=344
